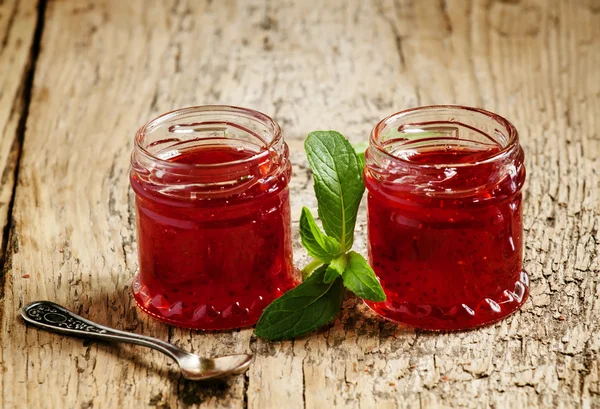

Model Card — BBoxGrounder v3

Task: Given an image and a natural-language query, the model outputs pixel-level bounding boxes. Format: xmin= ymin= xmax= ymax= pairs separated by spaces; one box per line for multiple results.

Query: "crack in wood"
xmin=0 ymin=0 xmax=46 ymax=295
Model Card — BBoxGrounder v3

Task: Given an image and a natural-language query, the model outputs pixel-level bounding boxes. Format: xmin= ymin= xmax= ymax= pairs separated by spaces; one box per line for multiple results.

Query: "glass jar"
xmin=130 ymin=106 xmax=297 ymax=330
xmin=364 ymin=105 xmax=528 ymax=330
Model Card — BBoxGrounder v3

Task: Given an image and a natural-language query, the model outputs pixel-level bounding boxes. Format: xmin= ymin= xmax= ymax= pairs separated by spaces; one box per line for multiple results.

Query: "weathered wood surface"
xmin=0 ymin=0 xmax=39 ymax=270
xmin=1 ymin=0 xmax=599 ymax=408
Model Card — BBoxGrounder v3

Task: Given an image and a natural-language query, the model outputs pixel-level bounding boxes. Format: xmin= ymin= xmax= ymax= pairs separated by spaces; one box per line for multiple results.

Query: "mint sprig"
xmin=253 ymin=265 xmax=345 ymax=340
xmin=254 ymin=131 xmax=386 ymax=341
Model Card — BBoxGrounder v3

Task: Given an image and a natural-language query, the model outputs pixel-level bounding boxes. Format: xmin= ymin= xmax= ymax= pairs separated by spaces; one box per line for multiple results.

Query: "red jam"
xmin=364 ymin=106 xmax=528 ymax=330
xmin=130 ymin=107 xmax=297 ymax=330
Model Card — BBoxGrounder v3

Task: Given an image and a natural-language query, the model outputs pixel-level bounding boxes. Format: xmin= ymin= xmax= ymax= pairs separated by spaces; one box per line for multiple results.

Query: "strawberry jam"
xmin=364 ymin=106 xmax=528 ymax=330
xmin=130 ymin=106 xmax=297 ymax=330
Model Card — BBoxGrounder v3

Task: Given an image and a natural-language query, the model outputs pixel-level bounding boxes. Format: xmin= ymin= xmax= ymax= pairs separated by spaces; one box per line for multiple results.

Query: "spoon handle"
xmin=21 ymin=301 xmax=188 ymax=361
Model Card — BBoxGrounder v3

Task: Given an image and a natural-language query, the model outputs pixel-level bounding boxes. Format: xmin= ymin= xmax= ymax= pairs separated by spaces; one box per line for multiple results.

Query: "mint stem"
xmin=301 ymin=259 xmax=323 ymax=280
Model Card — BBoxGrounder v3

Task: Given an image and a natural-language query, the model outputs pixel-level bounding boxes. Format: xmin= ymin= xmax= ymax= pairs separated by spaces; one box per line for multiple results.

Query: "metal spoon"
xmin=21 ymin=301 xmax=252 ymax=381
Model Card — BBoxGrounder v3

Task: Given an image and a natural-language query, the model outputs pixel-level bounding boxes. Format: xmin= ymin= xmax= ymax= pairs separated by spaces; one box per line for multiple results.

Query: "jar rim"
xmin=134 ymin=105 xmax=282 ymax=169
xmin=369 ymin=105 xmax=519 ymax=169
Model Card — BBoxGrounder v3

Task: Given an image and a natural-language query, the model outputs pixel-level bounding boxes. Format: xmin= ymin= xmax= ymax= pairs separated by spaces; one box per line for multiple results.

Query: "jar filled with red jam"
xmin=364 ymin=106 xmax=528 ymax=330
xmin=130 ymin=106 xmax=298 ymax=330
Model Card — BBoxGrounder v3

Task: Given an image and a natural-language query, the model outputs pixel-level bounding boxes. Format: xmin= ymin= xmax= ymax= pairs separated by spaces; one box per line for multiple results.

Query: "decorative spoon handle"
xmin=21 ymin=301 xmax=187 ymax=361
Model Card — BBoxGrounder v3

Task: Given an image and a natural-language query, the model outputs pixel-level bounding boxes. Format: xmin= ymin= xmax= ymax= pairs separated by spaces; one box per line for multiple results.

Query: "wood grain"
xmin=0 ymin=0 xmax=39 ymax=269
xmin=1 ymin=0 xmax=599 ymax=408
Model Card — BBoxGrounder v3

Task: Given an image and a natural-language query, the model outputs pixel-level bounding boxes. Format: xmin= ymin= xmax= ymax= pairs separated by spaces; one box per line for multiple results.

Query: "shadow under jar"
xmin=130 ymin=106 xmax=298 ymax=330
xmin=364 ymin=106 xmax=529 ymax=330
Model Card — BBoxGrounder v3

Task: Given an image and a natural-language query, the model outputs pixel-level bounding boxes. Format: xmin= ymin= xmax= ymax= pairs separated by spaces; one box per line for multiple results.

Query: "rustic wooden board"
xmin=0 ymin=0 xmax=39 ymax=270
xmin=1 ymin=0 xmax=599 ymax=408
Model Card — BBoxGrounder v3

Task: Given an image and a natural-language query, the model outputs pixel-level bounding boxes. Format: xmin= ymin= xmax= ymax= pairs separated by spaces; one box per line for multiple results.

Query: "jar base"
xmin=364 ymin=271 xmax=530 ymax=331
xmin=131 ymin=273 xmax=290 ymax=330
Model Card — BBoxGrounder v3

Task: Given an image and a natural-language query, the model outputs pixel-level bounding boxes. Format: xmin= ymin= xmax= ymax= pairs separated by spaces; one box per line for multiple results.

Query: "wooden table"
xmin=1 ymin=1 xmax=599 ymax=408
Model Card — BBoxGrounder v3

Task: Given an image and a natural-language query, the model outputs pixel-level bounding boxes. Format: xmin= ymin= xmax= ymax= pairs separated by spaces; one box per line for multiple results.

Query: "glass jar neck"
xmin=131 ymin=106 xmax=289 ymax=199
xmin=365 ymin=105 xmax=525 ymax=199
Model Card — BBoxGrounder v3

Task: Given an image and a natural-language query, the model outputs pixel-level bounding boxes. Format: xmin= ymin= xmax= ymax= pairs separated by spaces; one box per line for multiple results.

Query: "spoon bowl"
xmin=178 ymin=353 xmax=253 ymax=380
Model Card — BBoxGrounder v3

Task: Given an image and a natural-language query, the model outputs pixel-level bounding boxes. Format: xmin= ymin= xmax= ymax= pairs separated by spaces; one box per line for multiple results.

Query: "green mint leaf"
xmin=254 ymin=266 xmax=345 ymax=340
xmin=353 ymin=141 xmax=367 ymax=169
xmin=305 ymin=131 xmax=365 ymax=252
xmin=324 ymin=254 xmax=348 ymax=283
xmin=323 ymin=267 xmax=338 ymax=284
xmin=357 ymin=152 xmax=365 ymax=169
xmin=299 ymin=207 xmax=341 ymax=262
xmin=341 ymin=251 xmax=386 ymax=302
